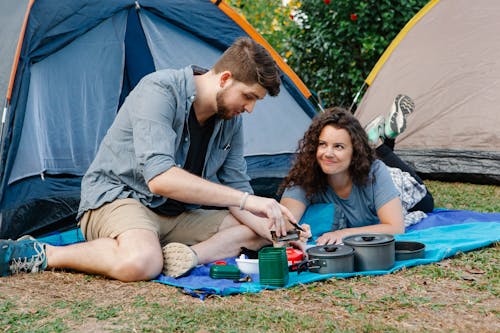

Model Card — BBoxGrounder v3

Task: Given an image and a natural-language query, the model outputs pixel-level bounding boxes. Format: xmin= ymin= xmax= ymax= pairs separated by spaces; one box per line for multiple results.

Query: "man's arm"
xmin=148 ymin=167 xmax=295 ymax=236
xmin=149 ymin=166 xmax=244 ymax=208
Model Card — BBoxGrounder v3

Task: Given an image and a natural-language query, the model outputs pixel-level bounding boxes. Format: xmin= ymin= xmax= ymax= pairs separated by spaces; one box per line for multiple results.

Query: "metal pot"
xmin=304 ymin=244 xmax=355 ymax=274
xmin=343 ymin=233 xmax=395 ymax=271
xmin=395 ymin=241 xmax=425 ymax=261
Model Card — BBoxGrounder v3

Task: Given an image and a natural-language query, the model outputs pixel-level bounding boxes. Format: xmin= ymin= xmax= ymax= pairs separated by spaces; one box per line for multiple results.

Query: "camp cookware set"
xmin=395 ymin=241 xmax=426 ymax=261
xmin=343 ymin=233 xmax=395 ymax=271
xmin=299 ymin=244 xmax=355 ymax=274
xmin=220 ymin=233 xmax=426 ymax=286
xmin=289 ymin=234 xmax=426 ymax=274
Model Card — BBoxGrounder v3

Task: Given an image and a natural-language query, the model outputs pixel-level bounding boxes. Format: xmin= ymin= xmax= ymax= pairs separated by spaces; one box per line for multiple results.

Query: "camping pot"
xmin=305 ymin=244 xmax=355 ymax=274
xmin=343 ymin=233 xmax=395 ymax=271
xmin=395 ymin=241 xmax=426 ymax=261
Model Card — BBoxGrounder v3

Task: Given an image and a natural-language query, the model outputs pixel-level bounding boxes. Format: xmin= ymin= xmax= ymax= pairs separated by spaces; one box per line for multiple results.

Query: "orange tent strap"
xmin=6 ymin=0 xmax=35 ymax=103
xmin=212 ymin=0 xmax=311 ymax=99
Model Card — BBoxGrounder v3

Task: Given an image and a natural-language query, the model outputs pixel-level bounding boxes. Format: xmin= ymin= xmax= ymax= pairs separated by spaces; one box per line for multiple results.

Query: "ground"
xmin=1 ymin=245 xmax=498 ymax=332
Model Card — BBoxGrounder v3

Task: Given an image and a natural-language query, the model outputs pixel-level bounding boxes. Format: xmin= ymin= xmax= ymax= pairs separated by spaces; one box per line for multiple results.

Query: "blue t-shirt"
xmin=282 ymin=159 xmax=399 ymax=230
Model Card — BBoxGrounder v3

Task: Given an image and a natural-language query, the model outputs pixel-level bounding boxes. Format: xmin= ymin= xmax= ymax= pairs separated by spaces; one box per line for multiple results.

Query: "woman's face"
xmin=316 ymin=124 xmax=353 ymax=177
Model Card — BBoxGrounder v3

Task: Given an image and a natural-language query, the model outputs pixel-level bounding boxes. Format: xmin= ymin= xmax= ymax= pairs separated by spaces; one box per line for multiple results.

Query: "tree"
xmin=227 ymin=0 xmax=429 ymax=109
xmin=226 ymin=0 xmax=294 ymax=51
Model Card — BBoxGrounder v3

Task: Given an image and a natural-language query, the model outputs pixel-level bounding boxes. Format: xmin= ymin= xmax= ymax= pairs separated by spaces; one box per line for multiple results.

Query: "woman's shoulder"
xmin=370 ymin=159 xmax=390 ymax=174
xmin=368 ymin=159 xmax=395 ymax=186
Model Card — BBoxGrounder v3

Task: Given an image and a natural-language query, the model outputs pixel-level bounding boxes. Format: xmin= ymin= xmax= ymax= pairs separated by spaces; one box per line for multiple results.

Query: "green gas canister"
xmin=258 ymin=247 xmax=289 ymax=287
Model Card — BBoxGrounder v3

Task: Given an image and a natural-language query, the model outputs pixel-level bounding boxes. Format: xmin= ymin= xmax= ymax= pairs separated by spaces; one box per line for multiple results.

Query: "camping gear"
xmin=353 ymin=0 xmax=500 ymax=185
xmin=395 ymin=241 xmax=426 ymax=261
xmin=286 ymin=247 xmax=304 ymax=264
xmin=235 ymin=256 xmax=259 ymax=275
xmin=209 ymin=264 xmax=241 ymax=280
xmin=343 ymin=234 xmax=395 ymax=271
xmin=34 ymin=211 xmax=500 ymax=298
xmin=289 ymin=221 xmax=305 ymax=232
xmin=0 ymin=0 xmax=316 ymax=239
xmin=271 ymin=229 xmax=300 ymax=243
xmin=301 ymin=244 xmax=355 ymax=274
xmin=258 ymin=247 xmax=289 ymax=287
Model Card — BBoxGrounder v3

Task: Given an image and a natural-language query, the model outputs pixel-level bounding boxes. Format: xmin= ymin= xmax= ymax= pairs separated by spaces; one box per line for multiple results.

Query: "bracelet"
xmin=239 ymin=192 xmax=249 ymax=210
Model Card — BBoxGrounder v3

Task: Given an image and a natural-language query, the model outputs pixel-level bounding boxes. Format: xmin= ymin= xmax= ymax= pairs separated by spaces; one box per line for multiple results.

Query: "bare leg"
xmin=191 ymin=214 xmax=270 ymax=264
xmin=46 ymin=229 xmax=163 ymax=282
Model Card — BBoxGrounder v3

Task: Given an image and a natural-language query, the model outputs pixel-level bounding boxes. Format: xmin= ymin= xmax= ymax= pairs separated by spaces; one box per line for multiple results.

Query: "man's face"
xmin=216 ymin=80 xmax=267 ymax=120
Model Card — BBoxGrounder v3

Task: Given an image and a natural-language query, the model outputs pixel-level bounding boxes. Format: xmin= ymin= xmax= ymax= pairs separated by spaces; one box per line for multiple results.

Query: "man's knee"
xmin=111 ymin=249 xmax=163 ymax=282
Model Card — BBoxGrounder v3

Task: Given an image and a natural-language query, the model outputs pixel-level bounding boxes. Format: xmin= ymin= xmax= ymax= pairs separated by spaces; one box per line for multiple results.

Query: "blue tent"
xmin=0 ymin=0 xmax=316 ymax=238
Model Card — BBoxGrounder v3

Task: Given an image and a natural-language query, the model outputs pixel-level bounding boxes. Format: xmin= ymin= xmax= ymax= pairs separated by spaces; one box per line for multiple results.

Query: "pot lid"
xmin=307 ymin=244 xmax=354 ymax=258
xmin=343 ymin=233 xmax=394 ymax=247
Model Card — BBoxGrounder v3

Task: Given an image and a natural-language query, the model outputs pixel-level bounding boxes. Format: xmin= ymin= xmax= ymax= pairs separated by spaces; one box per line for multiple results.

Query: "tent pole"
xmin=0 ymin=102 xmax=8 ymax=142
xmin=349 ymin=82 xmax=367 ymax=114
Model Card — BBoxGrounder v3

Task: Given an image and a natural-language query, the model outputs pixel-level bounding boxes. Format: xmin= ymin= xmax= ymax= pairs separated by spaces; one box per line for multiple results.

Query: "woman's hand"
xmin=316 ymin=229 xmax=351 ymax=245
xmin=297 ymin=223 xmax=312 ymax=242
xmin=287 ymin=223 xmax=312 ymax=254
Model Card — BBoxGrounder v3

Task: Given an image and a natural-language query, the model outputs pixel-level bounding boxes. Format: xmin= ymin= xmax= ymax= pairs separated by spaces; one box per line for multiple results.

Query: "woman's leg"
xmin=376 ymin=143 xmax=434 ymax=213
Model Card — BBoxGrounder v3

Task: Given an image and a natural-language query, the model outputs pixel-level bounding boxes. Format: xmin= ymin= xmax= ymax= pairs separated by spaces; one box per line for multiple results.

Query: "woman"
xmin=280 ymin=108 xmax=405 ymax=245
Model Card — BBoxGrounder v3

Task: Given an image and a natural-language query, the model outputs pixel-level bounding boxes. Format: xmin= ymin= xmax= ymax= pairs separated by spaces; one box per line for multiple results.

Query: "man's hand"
xmin=242 ymin=195 xmax=297 ymax=237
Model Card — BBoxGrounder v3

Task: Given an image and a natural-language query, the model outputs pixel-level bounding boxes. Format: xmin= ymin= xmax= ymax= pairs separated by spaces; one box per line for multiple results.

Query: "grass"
xmin=0 ymin=180 xmax=499 ymax=332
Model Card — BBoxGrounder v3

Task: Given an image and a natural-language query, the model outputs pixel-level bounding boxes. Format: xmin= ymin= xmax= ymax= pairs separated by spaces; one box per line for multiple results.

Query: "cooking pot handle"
xmin=289 ymin=259 xmax=320 ymax=274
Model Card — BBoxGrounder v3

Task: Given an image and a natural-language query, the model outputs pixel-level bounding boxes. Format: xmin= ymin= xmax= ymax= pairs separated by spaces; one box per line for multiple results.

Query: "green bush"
xmin=228 ymin=0 xmax=429 ymax=109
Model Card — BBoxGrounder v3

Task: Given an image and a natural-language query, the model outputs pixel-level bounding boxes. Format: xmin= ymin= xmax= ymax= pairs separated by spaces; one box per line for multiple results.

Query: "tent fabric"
xmin=9 ymin=13 xmax=127 ymax=183
xmin=0 ymin=0 xmax=30 ymax=105
xmin=354 ymin=0 xmax=500 ymax=184
xmin=0 ymin=0 xmax=316 ymax=238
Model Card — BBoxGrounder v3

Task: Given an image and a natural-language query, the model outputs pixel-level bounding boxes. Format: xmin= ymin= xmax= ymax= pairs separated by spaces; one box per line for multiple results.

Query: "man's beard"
xmin=216 ymin=89 xmax=235 ymax=120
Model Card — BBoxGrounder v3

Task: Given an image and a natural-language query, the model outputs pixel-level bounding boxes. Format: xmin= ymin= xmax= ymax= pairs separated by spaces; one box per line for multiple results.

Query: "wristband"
xmin=239 ymin=192 xmax=249 ymax=210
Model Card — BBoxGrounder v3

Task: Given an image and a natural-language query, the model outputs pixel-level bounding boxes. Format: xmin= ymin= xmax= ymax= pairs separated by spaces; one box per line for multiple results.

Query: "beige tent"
xmin=354 ymin=0 xmax=500 ymax=184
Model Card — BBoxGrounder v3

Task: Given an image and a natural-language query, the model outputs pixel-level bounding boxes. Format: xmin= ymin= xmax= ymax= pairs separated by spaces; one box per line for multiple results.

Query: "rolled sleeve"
xmin=372 ymin=160 xmax=400 ymax=210
xmin=282 ymin=185 xmax=310 ymax=206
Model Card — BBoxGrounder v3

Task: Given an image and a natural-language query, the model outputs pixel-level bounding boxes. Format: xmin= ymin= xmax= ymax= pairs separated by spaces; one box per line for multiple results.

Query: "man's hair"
xmin=213 ymin=37 xmax=281 ymax=96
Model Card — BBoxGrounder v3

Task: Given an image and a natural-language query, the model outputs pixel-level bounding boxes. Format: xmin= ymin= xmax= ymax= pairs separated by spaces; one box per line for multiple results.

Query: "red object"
xmin=350 ymin=13 xmax=358 ymax=21
xmin=324 ymin=0 xmax=331 ymax=4
xmin=286 ymin=247 xmax=304 ymax=264
xmin=214 ymin=260 xmax=227 ymax=265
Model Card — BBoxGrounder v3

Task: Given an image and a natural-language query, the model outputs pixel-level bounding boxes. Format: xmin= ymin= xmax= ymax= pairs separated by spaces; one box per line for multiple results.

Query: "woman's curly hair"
xmin=279 ymin=107 xmax=376 ymax=198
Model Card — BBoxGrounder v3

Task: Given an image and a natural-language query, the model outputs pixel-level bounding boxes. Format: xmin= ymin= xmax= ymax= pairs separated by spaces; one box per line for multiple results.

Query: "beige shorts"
xmin=79 ymin=198 xmax=229 ymax=246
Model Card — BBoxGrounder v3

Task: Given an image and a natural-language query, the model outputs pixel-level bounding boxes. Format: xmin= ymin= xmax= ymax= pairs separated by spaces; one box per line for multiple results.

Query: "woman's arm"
xmin=280 ymin=197 xmax=308 ymax=224
xmin=316 ymin=197 xmax=405 ymax=245
xmin=280 ymin=197 xmax=312 ymax=250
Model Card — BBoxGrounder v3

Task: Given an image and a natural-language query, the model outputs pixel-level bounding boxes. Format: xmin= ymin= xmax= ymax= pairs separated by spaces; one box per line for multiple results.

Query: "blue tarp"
xmin=39 ymin=209 xmax=500 ymax=299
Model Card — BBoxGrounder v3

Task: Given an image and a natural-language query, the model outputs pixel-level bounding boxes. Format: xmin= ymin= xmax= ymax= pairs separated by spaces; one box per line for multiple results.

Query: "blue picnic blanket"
xmin=39 ymin=209 xmax=500 ymax=299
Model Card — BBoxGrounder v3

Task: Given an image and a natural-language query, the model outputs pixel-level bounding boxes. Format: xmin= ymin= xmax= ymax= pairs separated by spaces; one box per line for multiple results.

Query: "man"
xmin=0 ymin=37 xmax=298 ymax=281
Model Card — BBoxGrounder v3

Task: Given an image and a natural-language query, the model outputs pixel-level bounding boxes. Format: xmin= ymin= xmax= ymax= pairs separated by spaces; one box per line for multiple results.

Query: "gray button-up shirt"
xmin=77 ymin=66 xmax=253 ymax=219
